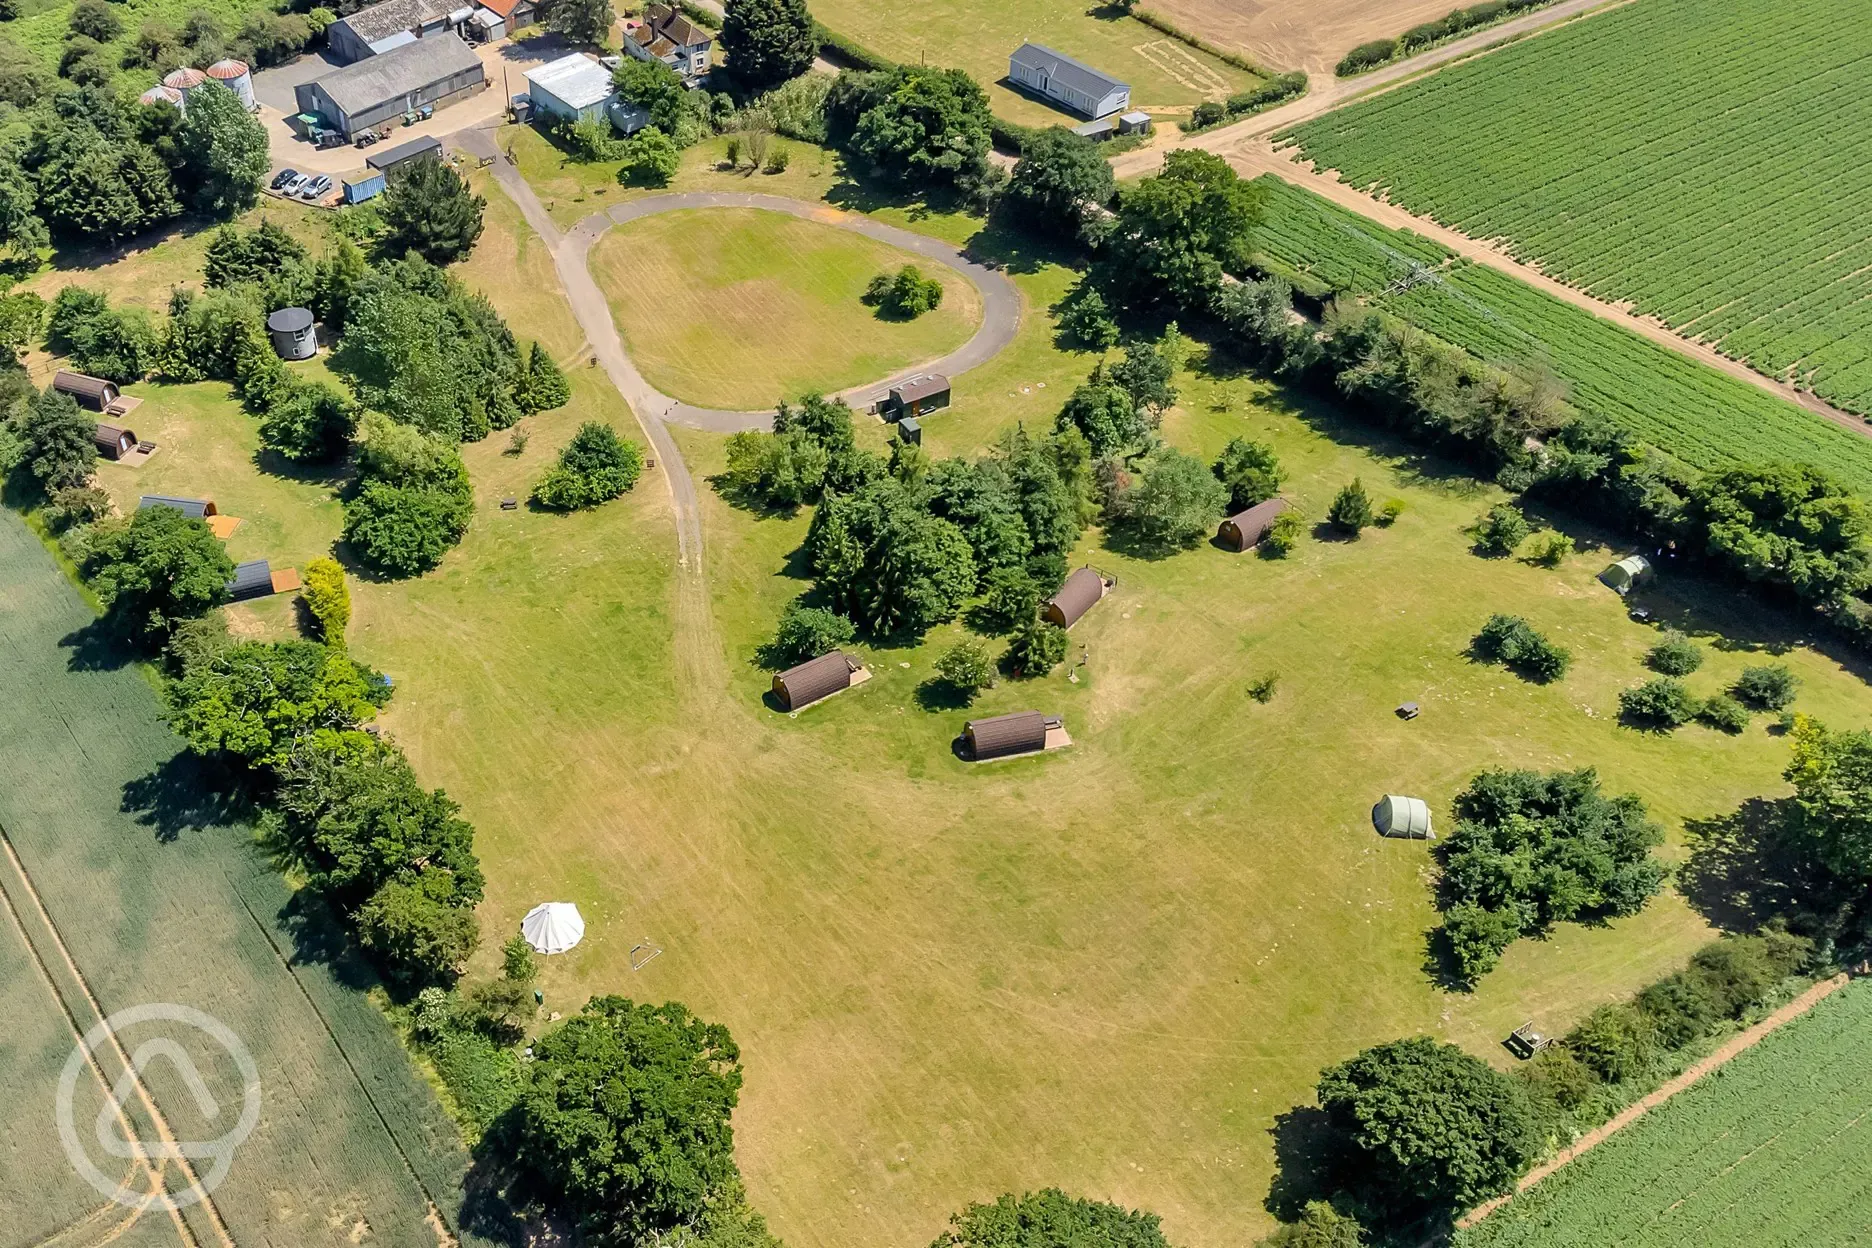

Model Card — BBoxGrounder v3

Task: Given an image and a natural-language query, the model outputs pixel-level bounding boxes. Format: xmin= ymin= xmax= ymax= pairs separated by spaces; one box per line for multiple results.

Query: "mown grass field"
xmin=589 ymin=206 xmax=982 ymax=411
xmin=1459 ymin=978 xmax=1872 ymax=1247
xmin=809 ymin=0 xmax=1262 ymax=125
xmin=1281 ymin=0 xmax=1872 ymax=416
xmin=0 ymin=513 xmax=483 ymax=1247
xmin=33 ymin=159 xmax=1872 ymax=1248
xmin=1250 ymin=176 xmax=1872 ymax=494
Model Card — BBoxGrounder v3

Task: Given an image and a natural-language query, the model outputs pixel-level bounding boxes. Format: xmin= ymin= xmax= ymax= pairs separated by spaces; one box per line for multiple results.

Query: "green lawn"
xmin=1458 ymin=978 xmax=1872 ymax=1247
xmin=32 ymin=151 xmax=1872 ymax=1248
xmin=589 ymin=206 xmax=981 ymax=411
xmin=810 ymin=0 xmax=1262 ymax=125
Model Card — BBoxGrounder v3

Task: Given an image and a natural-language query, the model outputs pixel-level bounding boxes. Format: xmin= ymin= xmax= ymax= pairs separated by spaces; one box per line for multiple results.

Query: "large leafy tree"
xmin=354 ymin=866 xmax=480 ymax=987
xmin=1097 ymin=149 xmax=1260 ymax=311
xmin=542 ymin=0 xmax=613 ymax=45
xmin=0 ymin=157 xmax=48 ymax=266
xmin=259 ymin=380 xmax=355 ymax=462
xmin=175 ymin=81 xmax=269 ymax=217
xmin=1784 ymin=715 xmax=1872 ymax=885
xmin=29 ymin=118 xmax=180 ymax=243
xmin=932 ymin=1190 xmax=1173 ymax=1248
xmin=808 ymin=478 xmax=975 ymax=636
xmin=379 ymin=157 xmax=486 ymax=264
xmin=87 ymin=505 xmax=235 ymax=645
xmin=532 ymin=421 xmax=643 ymax=510
xmin=721 ymin=0 xmax=814 ymax=90
xmin=1214 ymin=436 xmax=1284 ymax=511
xmin=1111 ymin=445 xmax=1229 ymax=548
xmin=344 ymin=479 xmax=474 ymax=577
xmin=826 ymin=65 xmax=992 ymax=188
xmin=1316 ymin=1036 xmax=1538 ymax=1213
xmin=165 ymin=640 xmax=385 ymax=767
xmin=516 ymin=997 xmax=744 ymax=1239
xmin=1691 ymin=462 xmax=1871 ymax=605
xmin=1436 ymin=768 xmax=1664 ymax=981
xmin=1006 ymin=127 xmax=1115 ymax=240
xmin=20 ymin=386 xmax=96 ymax=490
xmin=1054 ymin=371 xmax=1146 ymax=458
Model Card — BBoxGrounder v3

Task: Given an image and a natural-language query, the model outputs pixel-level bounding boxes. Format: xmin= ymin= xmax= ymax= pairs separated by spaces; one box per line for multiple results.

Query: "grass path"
xmin=1461 ymin=973 xmax=1854 ymax=1229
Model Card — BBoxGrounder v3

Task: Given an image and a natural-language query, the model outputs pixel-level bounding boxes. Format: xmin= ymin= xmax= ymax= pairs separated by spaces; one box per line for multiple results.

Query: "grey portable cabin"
xmin=140 ymin=494 xmax=217 ymax=518
xmin=963 ymin=711 xmax=1052 ymax=761
xmin=1218 ymin=498 xmax=1291 ymax=551
xmin=226 ymin=559 xmax=275 ymax=602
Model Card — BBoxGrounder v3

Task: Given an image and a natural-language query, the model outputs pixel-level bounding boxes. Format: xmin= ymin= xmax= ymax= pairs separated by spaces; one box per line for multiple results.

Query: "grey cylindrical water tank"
xmin=266 ymin=307 xmax=317 ymax=361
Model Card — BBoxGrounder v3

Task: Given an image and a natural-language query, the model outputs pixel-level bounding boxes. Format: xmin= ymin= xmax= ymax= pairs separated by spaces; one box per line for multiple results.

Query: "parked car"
xmin=283 ymin=173 xmax=310 ymax=195
xmin=270 ymin=168 xmax=299 ymax=190
xmin=299 ymin=175 xmax=332 ymax=200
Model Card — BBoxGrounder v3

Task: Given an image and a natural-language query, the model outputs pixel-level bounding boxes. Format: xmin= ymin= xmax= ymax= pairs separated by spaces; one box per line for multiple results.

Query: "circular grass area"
xmin=589 ymin=207 xmax=983 ymax=411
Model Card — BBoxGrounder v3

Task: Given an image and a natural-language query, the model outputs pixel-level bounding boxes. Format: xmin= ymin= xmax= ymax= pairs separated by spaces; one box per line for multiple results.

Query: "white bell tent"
xmin=521 ymin=901 xmax=586 ymax=954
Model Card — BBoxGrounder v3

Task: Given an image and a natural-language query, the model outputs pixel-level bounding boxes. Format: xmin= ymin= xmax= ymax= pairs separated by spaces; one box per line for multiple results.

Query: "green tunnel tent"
xmin=1372 ymin=794 xmax=1432 ymax=840
xmin=1598 ymin=554 xmax=1653 ymax=594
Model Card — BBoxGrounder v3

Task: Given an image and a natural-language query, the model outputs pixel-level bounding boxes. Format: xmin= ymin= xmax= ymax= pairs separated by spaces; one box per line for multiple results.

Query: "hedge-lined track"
xmin=1281 ymin=0 xmax=1872 ymax=416
xmin=1251 ymin=176 xmax=1872 ymax=493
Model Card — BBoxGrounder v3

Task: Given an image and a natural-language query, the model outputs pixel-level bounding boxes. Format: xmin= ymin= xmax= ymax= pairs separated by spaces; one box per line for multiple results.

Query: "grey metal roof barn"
xmin=1008 ymin=43 xmax=1131 ymax=118
xmin=1044 ymin=566 xmax=1110 ymax=629
xmin=1219 ymin=498 xmax=1291 ymax=551
xmin=772 ymin=651 xmax=859 ymax=711
xmin=525 ymin=53 xmax=616 ymax=117
xmin=140 ymin=495 xmax=217 ymax=518
xmin=226 ymin=559 xmax=274 ymax=601
xmin=964 ymin=711 xmax=1049 ymax=761
xmin=295 ymin=35 xmax=484 ymax=135
xmin=54 ymin=370 xmax=119 ymax=411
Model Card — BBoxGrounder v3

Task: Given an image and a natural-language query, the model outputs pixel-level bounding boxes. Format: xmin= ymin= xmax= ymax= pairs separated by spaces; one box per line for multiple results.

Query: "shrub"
xmin=1646 ymin=629 xmax=1703 ymax=675
xmin=1520 ymin=1045 xmax=1595 ymax=1113
xmin=300 ymin=557 xmax=349 ymax=644
xmin=1699 ymin=692 xmax=1750 ymax=733
xmin=617 ymin=127 xmax=681 ymax=186
xmin=1262 ymin=509 xmax=1304 ymax=557
xmin=1190 ymin=100 xmax=1226 ymax=128
xmin=759 ymin=601 xmax=855 ymax=668
xmin=259 ymin=380 xmax=354 ymax=462
xmin=1336 ymin=38 xmax=1399 ymax=75
xmin=1212 ymin=436 xmax=1284 ymax=512
xmin=1475 ymin=502 xmax=1530 ymax=556
xmin=1257 ymin=1202 xmax=1364 ymax=1248
xmin=43 ymin=484 xmax=111 ymax=531
xmin=1006 ymin=618 xmax=1068 ymax=677
xmin=1566 ymin=1002 xmax=1656 ymax=1083
xmin=864 ymin=264 xmax=943 ymax=318
xmin=1733 ymin=663 xmax=1799 ymax=710
xmin=344 ymin=480 xmax=473 ymax=577
xmin=1248 ymin=673 xmax=1278 ymax=703
xmin=1327 ymin=478 xmax=1373 ymax=535
xmin=934 ymin=640 xmax=995 ymax=702
xmin=1524 ymin=529 xmax=1574 ymax=566
xmin=765 ymin=146 xmax=790 ymax=173
xmin=1635 ymin=970 xmax=1723 ymax=1048
xmin=1619 ymin=677 xmax=1698 ymax=730
xmin=428 ymin=1025 xmax=523 ymax=1132
xmin=1473 ymin=613 xmax=1571 ymax=682
xmin=1057 ymin=286 xmax=1120 ymax=350
xmin=934 ymin=1189 xmax=1172 ymax=1248
xmin=532 ymin=422 xmax=644 ymax=511
xmin=1377 ymin=498 xmax=1406 ymax=527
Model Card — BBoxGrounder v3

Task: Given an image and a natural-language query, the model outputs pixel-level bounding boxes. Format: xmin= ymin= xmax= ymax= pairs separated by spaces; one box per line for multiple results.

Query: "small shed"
xmin=55 ymin=370 xmax=120 ymax=412
xmin=366 ymin=134 xmax=444 ymax=175
xmin=1372 ymin=794 xmax=1433 ymax=840
xmin=896 ymin=415 xmax=922 ymax=446
xmin=964 ymin=711 xmax=1050 ymax=761
xmin=343 ymin=173 xmax=387 ymax=204
xmin=94 ymin=422 xmax=137 ymax=459
xmin=881 ymin=374 xmax=950 ymax=421
xmin=1598 ymin=554 xmax=1653 ymax=594
xmin=772 ymin=651 xmax=862 ymax=711
xmin=1070 ymin=117 xmax=1118 ymax=141
xmin=1117 ymin=110 xmax=1152 ymax=135
xmin=226 ymin=559 xmax=275 ymax=602
xmin=1045 ymin=566 xmax=1112 ymax=629
xmin=139 ymin=494 xmax=218 ymax=518
xmin=267 ymin=307 xmax=317 ymax=360
xmin=1218 ymin=498 xmax=1291 ymax=551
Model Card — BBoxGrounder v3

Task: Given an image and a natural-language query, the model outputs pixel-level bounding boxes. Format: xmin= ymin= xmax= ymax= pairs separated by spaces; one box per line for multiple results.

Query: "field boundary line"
xmin=0 ymin=821 xmax=211 ymax=1248
xmin=1461 ymin=972 xmax=1852 ymax=1229
xmin=225 ymin=877 xmax=459 ymax=1248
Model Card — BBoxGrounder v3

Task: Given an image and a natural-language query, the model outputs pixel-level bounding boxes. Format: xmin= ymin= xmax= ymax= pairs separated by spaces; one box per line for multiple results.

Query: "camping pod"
xmin=772 ymin=651 xmax=860 ymax=711
xmin=94 ymin=422 xmax=136 ymax=459
xmin=1044 ymin=566 xmax=1112 ymax=629
xmin=1218 ymin=498 xmax=1290 ymax=551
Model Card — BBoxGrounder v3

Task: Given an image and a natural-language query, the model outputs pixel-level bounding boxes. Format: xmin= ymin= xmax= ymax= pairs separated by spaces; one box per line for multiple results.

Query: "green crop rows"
xmin=1281 ymin=0 xmax=1872 ymax=416
xmin=1457 ymin=978 xmax=1872 ymax=1247
xmin=1251 ymin=176 xmax=1872 ymax=495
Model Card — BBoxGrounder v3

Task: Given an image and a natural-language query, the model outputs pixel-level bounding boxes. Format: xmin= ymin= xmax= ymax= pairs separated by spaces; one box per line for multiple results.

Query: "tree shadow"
xmin=1678 ymin=798 xmax=1850 ymax=938
xmin=1265 ymin=1105 xmax=1347 ymax=1221
xmin=120 ymin=751 xmax=256 ymax=844
xmin=1419 ymin=924 xmax=1473 ymax=993
xmin=1098 ymin=523 xmax=1194 ymax=562
xmin=254 ymin=446 xmax=352 ymax=488
xmin=703 ymin=471 xmax=807 ymax=521
xmin=915 ymin=676 xmax=979 ymax=712
xmin=58 ymin=616 xmax=137 ymax=672
xmin=272 ymin=883 xmax=385 ymax=995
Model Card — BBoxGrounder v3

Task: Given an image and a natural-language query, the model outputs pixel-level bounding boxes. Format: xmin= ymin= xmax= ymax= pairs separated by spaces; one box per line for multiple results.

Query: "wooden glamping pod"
xmin=1044 ymin=566 xmax=1112 ymax=629
xmin=1598 ymin=554 xmax=1653 ymax=594
xmin=55 ymin=370 xmax=120 ymax=412
xmin=772 ymin=651 xmax=864 ymax=711
xmin=94 ymin=422 xmax=137 ymax=459
xmin=1371 ymin=794 xmax=1433 ymax=840
xmin=139 ymin=495 xmax=218 ymax=518
xmin=1218 ymin=498 xmax=1290 ymax=551
xmin=964 ymin=711 xmax=1049 ymax=761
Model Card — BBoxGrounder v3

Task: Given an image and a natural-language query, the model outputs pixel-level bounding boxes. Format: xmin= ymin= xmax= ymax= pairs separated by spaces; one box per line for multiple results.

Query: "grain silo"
xmin=162 ymin=66 xmax=206 ymax=106
xmin=205 ymin=59 xmax=255 ymax=110
xmin=139 ymin=84 xmax=185 ymax=112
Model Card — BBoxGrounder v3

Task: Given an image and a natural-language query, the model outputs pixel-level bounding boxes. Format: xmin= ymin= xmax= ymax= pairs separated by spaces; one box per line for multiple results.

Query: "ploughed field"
xmin=1280 ymin=0 xmax=1872 ymax=416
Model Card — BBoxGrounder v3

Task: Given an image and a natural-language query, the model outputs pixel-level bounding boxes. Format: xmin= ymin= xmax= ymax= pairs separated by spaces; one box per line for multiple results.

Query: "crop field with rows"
xmin=1280 ymin=0 xmax=1872 ymax=416
xmin=1458 ymin=978 xmax=1872 ymax=1247
xmin=1250 ymin=177 xmax=1872 ymax=494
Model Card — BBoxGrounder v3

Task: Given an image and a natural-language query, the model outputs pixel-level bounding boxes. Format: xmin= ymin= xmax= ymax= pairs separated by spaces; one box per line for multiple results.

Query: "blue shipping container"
xmin=343 ymin=173 xmax=386 ymax=204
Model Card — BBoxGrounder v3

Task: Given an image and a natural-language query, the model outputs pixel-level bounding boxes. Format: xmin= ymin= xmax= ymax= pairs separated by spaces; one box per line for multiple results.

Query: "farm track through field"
xmin=451 ymin=123 xmax=1023 ymax=572
xmin=1461 ymin=972 xmax=1853 ymax=1229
